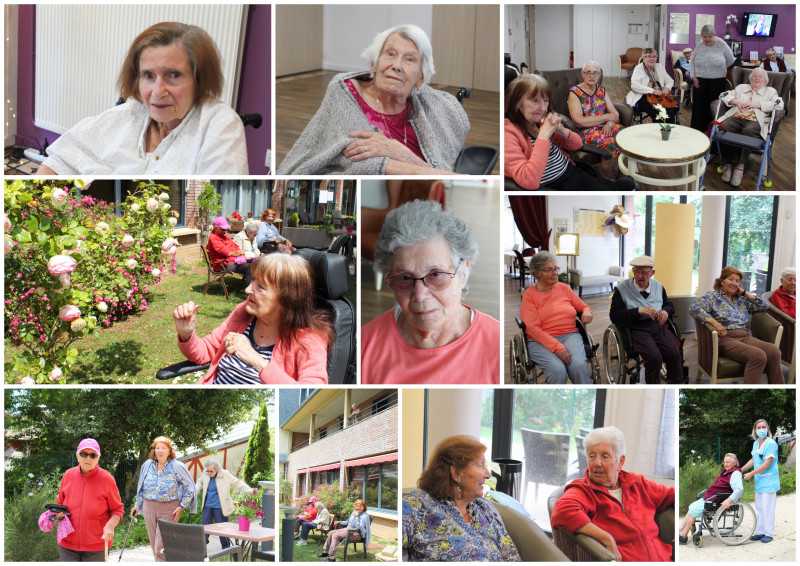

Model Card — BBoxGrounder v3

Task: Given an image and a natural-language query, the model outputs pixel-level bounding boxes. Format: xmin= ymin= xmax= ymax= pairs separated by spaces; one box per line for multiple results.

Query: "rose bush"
xmin=4 ymin=180 xmax=178 ymax=383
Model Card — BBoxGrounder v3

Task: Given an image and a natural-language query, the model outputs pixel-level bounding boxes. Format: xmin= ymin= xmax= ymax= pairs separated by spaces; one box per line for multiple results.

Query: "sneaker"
xmin=731 ymin=169 xmax=744 ymax=187
xmin=294 ymin=534 xmax=300 ymax=540
xmin=761 ymin=536 xmax=773 ymax=543
xmin=750 ymin=534 xmax=764 ymax=541
xmin=316 ymin=553 xmax=329 ymax=558
xmin=678 ymin=535 xmax=688 ymax=545
xmin=721 ymin=166 xmax=732 ymax=183
xmin=297 ymin=540 xmax=307 ymax=546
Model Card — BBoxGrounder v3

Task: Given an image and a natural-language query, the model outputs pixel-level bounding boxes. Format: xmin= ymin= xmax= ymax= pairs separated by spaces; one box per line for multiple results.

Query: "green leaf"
xmin=26 ymin=217 xmax=39 ymax=232
xmin=36 ymin=232 xmax=49 ymax=245
xmin=73 ymin=226 xmax=88 ymax=238
xmin=14 ymin=229 xmax=32 ymax=243
xmin=17 ymin=193 xmax=32 ymax=204
xmin=39 ymin=217 xmax=52 ymax=231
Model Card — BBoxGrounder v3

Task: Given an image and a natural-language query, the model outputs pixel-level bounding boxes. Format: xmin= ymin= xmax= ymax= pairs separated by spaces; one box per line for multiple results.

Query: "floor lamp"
xmin=555 ymin=233 xmax=580 ymax=286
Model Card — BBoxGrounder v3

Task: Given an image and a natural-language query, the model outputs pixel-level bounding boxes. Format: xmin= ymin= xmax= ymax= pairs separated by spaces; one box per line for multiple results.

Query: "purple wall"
xmin=15 ymin=5 xmax=271 ymax=175
xmin=666 ymin=5 xmax=796 ymax=60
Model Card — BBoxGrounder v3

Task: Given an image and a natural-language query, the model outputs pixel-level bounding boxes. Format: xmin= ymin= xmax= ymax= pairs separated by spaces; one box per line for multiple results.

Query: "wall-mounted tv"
xmin=740 ymin=12 xmax=778 ymax=38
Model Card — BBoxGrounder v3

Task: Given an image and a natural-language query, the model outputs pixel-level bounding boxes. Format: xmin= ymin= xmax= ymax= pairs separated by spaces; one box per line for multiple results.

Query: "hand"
xmin=601 ymin=122 xmax=614 ymax=137
xmin=131 ymin=506 xmax=140 ymax=519
xmin=224 ymin=332 xmax=267 ymax=373
xmin=581 ymin=311 xmax=593 ymax=325
xmin=536 ymin=113 xmax=561 ymax=141
xmin=744 ymin=471 xmax=754 ymax=481
xmin=102 ymin=524 xmax=115 ymax=541
xmin=285 ymin=240 xmax=293 ymax=248
xmin=657 ymin=310 xmax=669 ymax=326
xmin=344 ymin=131 xmax=423 ymax=165
xmin=712 ymin=321 xmax=727 ymax=337
xmin=54 ymin=512 xmax=65 ymax=520
xmin=556 ymin=348 xmax=572 ymax=366
xmin=720 ymin=499 xmax=731 ymax=510
xmin=252 ymin=488 xmax=260 ymax=495
xmin=173 ymin=302 xmax=200 ymax=342
xmin=638 ymin=306 xmax=658 ymax=320
xmin=171 ymin=506 xmax=183 ymax=522
xmin=693 ymin=77 xmax=700 ymax=89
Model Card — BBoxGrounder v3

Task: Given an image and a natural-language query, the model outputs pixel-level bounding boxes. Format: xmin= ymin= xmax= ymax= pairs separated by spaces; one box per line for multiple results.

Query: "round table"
xmin=616 ymin=124 xmax=710 ymax=190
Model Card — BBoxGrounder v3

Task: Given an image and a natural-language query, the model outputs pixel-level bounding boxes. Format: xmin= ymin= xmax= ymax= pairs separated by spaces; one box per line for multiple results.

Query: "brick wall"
xmin=371 ymin=515 xmax=397 ymax=540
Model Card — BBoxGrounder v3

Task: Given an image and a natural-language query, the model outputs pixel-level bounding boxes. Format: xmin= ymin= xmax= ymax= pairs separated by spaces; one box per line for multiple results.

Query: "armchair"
xmin=618 ymin=48 xmax=643 ymax=78
xmin=671 ymin=50 xmax=692 ymax=106
xmin=762 ymin=292 xmax=795 ymax=383
xmin=568 ymin=266 xmax=623 ymax=298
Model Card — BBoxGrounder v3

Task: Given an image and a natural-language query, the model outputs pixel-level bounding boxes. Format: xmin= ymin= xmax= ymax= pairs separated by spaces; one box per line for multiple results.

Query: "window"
xmin=725 ymin=196 xmax=777 ymax=294
xmin=349 ymin=462 xmax=398 ymax=513
xmin=297 ymin=472 xmax=306 ymax=496
xmin=218 ymin=180 xmax=272 ymax=218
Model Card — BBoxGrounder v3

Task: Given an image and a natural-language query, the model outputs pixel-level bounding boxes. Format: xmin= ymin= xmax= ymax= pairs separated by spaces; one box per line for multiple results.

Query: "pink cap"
xmin=309 ymin=496 xmax=318 ymax=503
xmin=212 ymin=216 xmax=231 ymax=230
xmin=77 ymin=438 xmax=100 ymax=454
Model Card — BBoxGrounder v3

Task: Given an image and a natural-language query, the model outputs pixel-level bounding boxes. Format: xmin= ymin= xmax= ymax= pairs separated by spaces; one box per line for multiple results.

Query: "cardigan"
xmin=196 ymin=468 xmax=255 ymax=518
xmin=719 ymin=83 xmax=780 ymax=140
xmin=277 ymin=71 xmax=469 ymax=174
xmin=57 ymin=466 xmax=124 ymax=552
xmin=178 ymin=302 xmax=329 ymax=385
xmin=520 ymin=283 xmax=590 ymax=354
xmin=760 ymin=58 xmax=789 ymax=73
xmin=624 ymin=63 xmax=675 ymax=107
xmin=690 ymin=39 xmax=735 ymax=79
xmin=41 ymin=98 xmax=248 ymax=175
xmin=341 ymin=511 xmax=371 ymax=548
xmin=769 ymin=287 xmax=795 ymax=319
xmin=135 ymin=458 xmax=197 ymax=514
xmin=504 ymin=118 xmax=583 ymax=190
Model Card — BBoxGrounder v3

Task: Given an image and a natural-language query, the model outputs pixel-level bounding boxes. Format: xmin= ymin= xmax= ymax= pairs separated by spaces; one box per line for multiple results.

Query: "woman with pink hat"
xmin=293 ymin=496 xmax=319 ymax=538
xmin=54 ymin=439 xmax=124 ymax=561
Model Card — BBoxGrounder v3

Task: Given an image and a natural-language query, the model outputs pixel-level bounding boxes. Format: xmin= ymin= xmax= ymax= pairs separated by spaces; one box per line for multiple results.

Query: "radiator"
xmin=34 ymin=5 xmax=247 ymax=134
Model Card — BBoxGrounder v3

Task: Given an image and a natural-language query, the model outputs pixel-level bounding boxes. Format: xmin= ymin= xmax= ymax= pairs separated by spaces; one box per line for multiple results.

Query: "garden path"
xmin=110 ymin=536 xmax=224 ymax=561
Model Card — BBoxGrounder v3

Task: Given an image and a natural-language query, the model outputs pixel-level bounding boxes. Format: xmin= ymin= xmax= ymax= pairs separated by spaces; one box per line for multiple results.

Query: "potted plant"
xmin=228 ymin=210 xmax=244 ymax=232
xmin=232 ymin=491 xmax=264 ymax=531
xmin=287 ymin=212 xmax=300 ymax=227
xmin=653 ymin=104 xmax=673 ymax=140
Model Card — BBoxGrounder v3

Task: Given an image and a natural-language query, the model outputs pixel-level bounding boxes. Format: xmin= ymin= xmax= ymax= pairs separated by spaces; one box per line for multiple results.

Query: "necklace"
xmin=375 ymin=93 xmax=408 ymax=147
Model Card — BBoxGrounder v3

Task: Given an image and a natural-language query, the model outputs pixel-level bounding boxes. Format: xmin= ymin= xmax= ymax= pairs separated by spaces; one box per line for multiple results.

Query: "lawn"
xmin=4 ymin=260 xmax=356 ymax=384
xmin=282 ymin=523 xmax=395 ymax=562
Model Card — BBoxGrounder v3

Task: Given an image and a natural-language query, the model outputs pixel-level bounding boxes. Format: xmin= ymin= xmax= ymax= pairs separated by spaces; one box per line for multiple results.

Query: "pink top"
xmin=361 ymin=307 xmax=499 ymax=384
xmin=346 ymin=79 xmax=425 ymax=161
xmin=178 ymin=302 xmax=328 ymax=385
xmin=504 ymin=118 xmax=583 ymax=190
xmin=520 ymin=283 xmax=590 ymax=354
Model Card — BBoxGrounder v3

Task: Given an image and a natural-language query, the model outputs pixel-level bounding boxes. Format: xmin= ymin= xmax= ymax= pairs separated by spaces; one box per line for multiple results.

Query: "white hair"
xmin=361 ymin=24 xmax=435 ymax=85
xmin=780 ymin=267 xmax=796 ymax=278
xmin=701 ymin=25 xmax=716 ymax=36
xmin=582 ymin=60 xmax=601 ymax=73
xmin=205 ymin=458 xmax=220 ymax=471
xmin=584 ymin=426 xmax=627 ymax=462
xmin=751 ymin=68 xmax=769 ymax=81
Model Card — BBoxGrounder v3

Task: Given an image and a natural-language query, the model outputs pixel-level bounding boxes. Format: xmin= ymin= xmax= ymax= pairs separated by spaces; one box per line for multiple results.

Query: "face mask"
xmin=756 ymin=429 xmax=768 ymax=439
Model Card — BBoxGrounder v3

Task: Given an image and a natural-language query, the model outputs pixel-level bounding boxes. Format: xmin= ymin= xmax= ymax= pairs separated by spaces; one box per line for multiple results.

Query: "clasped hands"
xmin=343 ymin=130 xmax=423 ymax=165
xmin=536 ymin=112 xmax=572 ymax=141
xmin=638 ymin=307 xmax=669 ymax=326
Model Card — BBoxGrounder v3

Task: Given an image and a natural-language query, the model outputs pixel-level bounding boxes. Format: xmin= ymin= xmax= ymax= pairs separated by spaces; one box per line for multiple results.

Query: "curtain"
xmin=654 ymin=390 xmax=676 ymax=478
xmin=509 ymin=196 xmax=551 ymax=250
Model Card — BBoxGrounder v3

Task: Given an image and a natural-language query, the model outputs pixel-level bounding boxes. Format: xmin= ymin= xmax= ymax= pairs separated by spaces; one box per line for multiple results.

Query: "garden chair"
xmin=342 ymin=515 xmax=373 ymax=561
xmin=201 ymin=244 xmax=244 ymax=300
xmin=520 ymin=428 xmax=570 ymax=502
xmin=157 ymin=519 xmax=242 ymax=562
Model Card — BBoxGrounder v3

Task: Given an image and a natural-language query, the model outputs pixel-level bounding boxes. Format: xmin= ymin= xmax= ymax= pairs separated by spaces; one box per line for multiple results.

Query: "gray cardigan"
xmin=690 ymin=39 xmax=734 ymax=79
xmin=136 ymin=458 xmax=198 ymax=514
xmin=277 ymin=71 xmax=469 ymax=174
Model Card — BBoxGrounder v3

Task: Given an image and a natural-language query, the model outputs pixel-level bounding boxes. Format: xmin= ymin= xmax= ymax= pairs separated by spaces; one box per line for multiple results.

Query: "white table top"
xmin=615 ymin=124 xmax=710 ymax=163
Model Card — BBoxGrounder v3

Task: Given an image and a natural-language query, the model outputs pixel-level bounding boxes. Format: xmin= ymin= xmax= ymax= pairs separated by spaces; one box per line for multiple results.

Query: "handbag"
xmin=646 ymin=93 xmax=678 ymax=108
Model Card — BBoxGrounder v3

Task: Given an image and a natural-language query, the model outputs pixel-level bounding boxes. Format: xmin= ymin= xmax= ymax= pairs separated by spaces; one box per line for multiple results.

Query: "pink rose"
xmin=126 ymin=259 xmax=138 ymax=269
xmin=151 ymin=268 xmax=162 ymax=277
xmin=47 ymin=255 xmax=77 ymax=275
xmin=162 ymin=238 xmax=177 ymax=252
xmin=58 ymin=273 xmax=71 ymax=287
xmin=4 ymin=236 xmax=15 ymax=254
xmin=122 ymin=235 xmax=135 ymax=247
xmin=146 ymin=198 xmax=159 ymax=213
xmin=3 ymin=214 xmax=11 ymax=232
xmin=17 ymin=377 xmax=35 ymax=385
xmin=51 ymin=188 xmax=69 ymax=208
xmin=48 ymin=367 xmax=63 ymax=381
xmin=70 ymin=318 xmax=87 ymax=332
xmin=59 ymin=305 xmax=81 ymax=322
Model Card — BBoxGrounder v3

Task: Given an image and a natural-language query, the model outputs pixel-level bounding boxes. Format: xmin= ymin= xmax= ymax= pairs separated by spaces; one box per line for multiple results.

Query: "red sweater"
xmin=551 ymin=469 xmax=674 ymax=562
xmin=770 ymin=287 xmax=795 ymax=319
xmin=520 ymin=283 xmax=590 ymax=354
xmin=504 ymin=118 xmax=583 ymax=190
xmin=207 ymin=231 xmax=240 ymax=270
xmin=56 ymin=466 xmax=124 ymax=552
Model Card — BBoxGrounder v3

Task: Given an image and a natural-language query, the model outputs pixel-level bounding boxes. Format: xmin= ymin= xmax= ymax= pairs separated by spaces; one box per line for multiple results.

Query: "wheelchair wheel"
xmin=602 ymin=327 xmax=626 ymax=384
xmin=510 ymin=335 xmax=530 ymax=384
xmin=712 ymin=502 xmax=756 ymax=545
xmin=692 ymin=532 xmax=703 ymax=547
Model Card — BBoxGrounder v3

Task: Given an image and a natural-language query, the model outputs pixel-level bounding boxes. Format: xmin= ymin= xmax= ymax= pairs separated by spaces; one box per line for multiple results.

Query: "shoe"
xmin=721 ymin=166 xmax=732 ymax=183
xmin=296 ymin=540 xmax=307 ymax=546
xmin=761 ymin=536 xmax=773 ymax=543
xmin=294 ymin=534 xmax=300 ymax=540
xmin=750 ymin=534 xmax=764 ymax=541
xmin=316 ymin=553 xmax=329 ymax=558
xmin=617 ymin=176 xmax=639 ymax=191
xmin=678 ymin=535 xmax=688 ymax=545
xmin=731 ymin=169 xmax=744 ymax=187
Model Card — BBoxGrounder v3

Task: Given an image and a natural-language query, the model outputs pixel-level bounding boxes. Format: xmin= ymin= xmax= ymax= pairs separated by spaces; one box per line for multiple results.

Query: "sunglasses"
xmin=79 ymin=452 xmax=99 ymax=459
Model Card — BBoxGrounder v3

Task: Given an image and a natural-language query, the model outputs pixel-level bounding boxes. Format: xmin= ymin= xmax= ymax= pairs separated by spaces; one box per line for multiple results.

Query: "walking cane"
xmin=118 ymin=516 xmax=135 ymax=562
xmin=104 ymin=538 xmax=109 ymax=562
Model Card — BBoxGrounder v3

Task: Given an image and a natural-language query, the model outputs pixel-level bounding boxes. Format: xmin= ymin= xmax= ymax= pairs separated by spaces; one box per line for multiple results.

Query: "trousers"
xmin=754 ymin=491 xmax=777 ymax=536
xmin=629 ymin=319 xmax=683 ymax=383
xmin=201 ymin=506 xmax=230 ymax=549
xmin=323 ymin=527 xmax=361 ymax=555
xmin=143 ymin=499 xmax=180 ymax=562
xmin=527 ymin=331 xmax=590 ymax=384
xmin=717 ymin=329 xmax=783 ymax=384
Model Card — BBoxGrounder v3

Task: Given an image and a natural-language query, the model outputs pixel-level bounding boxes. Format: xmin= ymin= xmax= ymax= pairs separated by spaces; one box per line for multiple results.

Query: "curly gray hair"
xmin=530 ymin=251 xmax=558 ymax=275
xmin=584 ymin=426 xmax=627 ymax=462
xmin=361 ymin=24 xmax=435 ymax=85
xmin=701 ymin=24 xmax=716 ymax=37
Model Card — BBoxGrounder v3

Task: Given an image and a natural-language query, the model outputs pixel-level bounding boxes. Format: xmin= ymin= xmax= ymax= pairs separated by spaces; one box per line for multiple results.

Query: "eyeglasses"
xmin=385 ymin=262 xmax=461 ymax=292
xmin=583 ymin=71 xmax=600 ymax=77
xmin=79 ymin=452 xmax=99 ymax=459
xmin=538 ymin=267 xmax=559 ymax=274
xmin=632 ymin=267 xmax=653 ymax=274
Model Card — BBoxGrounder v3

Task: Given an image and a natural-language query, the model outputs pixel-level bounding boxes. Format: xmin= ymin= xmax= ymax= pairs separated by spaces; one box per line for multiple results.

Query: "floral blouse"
xmin=690 ymin=289 xmax=769 ymax=330
xmin=135 ymin=461 xmax=193 ymax=509
xmin=402 ymin=490 xmax=521 ymax=562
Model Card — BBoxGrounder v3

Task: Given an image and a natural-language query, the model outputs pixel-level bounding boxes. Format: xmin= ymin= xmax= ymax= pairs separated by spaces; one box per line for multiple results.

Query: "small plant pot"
xmin=238 ymin=516 xmax=251 ymax=531
xmin=660 ymin=129 xmax=671 ymax=141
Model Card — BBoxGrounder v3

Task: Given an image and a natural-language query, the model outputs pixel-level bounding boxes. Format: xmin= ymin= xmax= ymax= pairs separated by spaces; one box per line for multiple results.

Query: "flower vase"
xmin=660 ymin=129 xmax=671 ymax=141
xmin=238 ymin=516 xmax=251 ymax=531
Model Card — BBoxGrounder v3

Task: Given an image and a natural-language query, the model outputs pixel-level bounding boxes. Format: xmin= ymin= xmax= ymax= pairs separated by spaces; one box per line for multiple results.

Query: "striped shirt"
xmin=215 ymin=318 xmax=274 ymax=384
xmin=529 ymin=133 xmax=570 ymax=186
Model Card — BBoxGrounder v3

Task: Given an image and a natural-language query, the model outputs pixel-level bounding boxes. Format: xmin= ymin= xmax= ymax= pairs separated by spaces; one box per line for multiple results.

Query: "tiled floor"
xmin=4 ymin=146 xmax=43 ymax=175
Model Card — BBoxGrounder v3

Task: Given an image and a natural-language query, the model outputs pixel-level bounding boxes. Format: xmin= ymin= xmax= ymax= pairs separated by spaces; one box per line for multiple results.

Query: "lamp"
xmin=555 ymin=233 xmax=580 ymax=285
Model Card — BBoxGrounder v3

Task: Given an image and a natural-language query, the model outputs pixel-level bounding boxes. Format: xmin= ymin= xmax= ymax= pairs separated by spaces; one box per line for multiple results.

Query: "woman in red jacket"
xmin=504 ymin=74 xmax=637 ymax=191
xmin=54 ymin=439 xmax=124 ymax=561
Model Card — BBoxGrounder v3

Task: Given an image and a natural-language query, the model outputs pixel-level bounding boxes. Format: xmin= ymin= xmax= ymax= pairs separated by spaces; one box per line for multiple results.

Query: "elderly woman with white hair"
xmin=278 ymin=24 xmax=469 ymax=175
xmin=196 ymin=458 xmax=259 ymax=550
xmin=715 ymin=68 xmax=780 ymax=186
xmin=551 ymin=426 xmax=675 ymax=562
xmin=760 ymin=48 xmax=790 ymax=73
xmin=361 ymin=200 xmax=499 ymax=384
xmin=770 ymin=267 xmax=795 ymax=319
xmin=689 ymin=25 xmax=734 ymax=133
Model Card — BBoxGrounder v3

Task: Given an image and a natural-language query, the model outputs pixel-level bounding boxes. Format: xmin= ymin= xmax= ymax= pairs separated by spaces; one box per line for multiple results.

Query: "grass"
xmin=282 ymin=523 xmax=395 ymax=562
xmin=4 ymin=260 xmax=357 ymax=384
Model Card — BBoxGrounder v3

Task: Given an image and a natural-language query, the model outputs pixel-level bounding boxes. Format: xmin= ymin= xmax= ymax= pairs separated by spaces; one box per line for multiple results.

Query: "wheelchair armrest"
xmin=155 ymin=360 xmax=211 ymax=380
xmin=240 ymin=113 xmax=263 ymax=129
xmin=456 ymin=87 xmax=472 ymax=104
xmin=515 ymin=316 xmax=526 ymax=332
xmin=454 ymin=146 xmax=499 ymax=175
xmin=696 ymin=488 xmax=708 ymax=498
xmin=578 ymin=144 xmax=612 ymax=160
xmin=573 ymin=532 xmax=616 ymax=561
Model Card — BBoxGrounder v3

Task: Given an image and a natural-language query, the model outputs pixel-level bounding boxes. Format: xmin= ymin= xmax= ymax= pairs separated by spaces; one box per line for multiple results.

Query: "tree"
xmin=241 ymin=399 xmax=273 ymax=486
xmin=680 ymin=389 xmax=795 ymax=439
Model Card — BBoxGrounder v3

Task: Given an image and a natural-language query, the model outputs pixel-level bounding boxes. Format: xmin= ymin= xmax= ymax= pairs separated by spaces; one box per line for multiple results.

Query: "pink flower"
xmin=161 ymin=238 xmax=177 ymax=252
xmin=48 ymin=367 xmax=63 ymax=381
xmin=168 ymin=217 xmax=178 ymax=227
xmin=58 ymin=273 xmax=71 ymax=287
xmin=146 ymin=198 xmax=159 ymax=213
xmin=48 ymin=255 xmax=77 ymax=275
xmin=95 ymin=221 xmax=110 ymax=234
xmin=130 ymin=203 xmax=140 ymax=212
xmin=17 ymin=377 xmax=35 ymax=385
xmin=51 ymin=187 xmax=69 ymax=208
xmin=3 ymin=214 xmax=10 ymax=232
xmin=126 ymin=259 xmax=138 ymax=269
xmin=4 ymin=236 xmax=15 ymax=254
xmin=122 ymin=235 xmax=135 ymax=247
xmin=59 ymin=305 xmax=81 ymax=322
xmin=70 ymin=318 xmax=87 ymax=332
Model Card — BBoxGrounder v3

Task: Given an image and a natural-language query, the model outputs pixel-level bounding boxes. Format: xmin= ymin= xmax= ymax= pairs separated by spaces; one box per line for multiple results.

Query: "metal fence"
xmin=681 ymin=436 xmax=791 ymax=467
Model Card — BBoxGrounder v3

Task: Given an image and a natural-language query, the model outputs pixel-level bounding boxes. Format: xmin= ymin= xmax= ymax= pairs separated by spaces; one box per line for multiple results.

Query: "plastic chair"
xmin=157 ymin=519 xmax=242 ymax=562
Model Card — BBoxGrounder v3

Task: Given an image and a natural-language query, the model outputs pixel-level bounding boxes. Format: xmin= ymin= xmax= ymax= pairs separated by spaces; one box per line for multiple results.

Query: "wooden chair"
xmin=201 ymin=244 xmax=243 ymax=299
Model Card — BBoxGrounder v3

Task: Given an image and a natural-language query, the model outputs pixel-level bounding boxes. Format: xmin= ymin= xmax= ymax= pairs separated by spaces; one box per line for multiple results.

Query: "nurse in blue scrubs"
xmin=742 ymin=419 xmax=780 ymax=543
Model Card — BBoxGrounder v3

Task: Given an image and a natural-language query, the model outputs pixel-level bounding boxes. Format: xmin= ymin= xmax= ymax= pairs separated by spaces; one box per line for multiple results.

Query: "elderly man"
xmin=207 ymin=216 xmax=252 ymax=285
xmin=551 ymin=426 xmax=674 ymax=562
xmin=674 ymin=47 xmax=692 ymax=81
xmin=233 ymin=223 xmax=261 ymax=258
xmin=760 ymin=48 xmax=790 ymax=73
xmin=770 ymin=267 xmax=796 ymax=319
xmin=609 ymin=255 xmax=683 ymax=384
xmin=196 ymin=459 xmax=259 ymax=549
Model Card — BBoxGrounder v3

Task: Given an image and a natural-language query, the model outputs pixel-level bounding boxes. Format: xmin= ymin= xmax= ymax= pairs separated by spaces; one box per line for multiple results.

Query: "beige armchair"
xmin=568 ymin=266 xmax=623 ymax=298
xmin=486 ymin=498 xmax=570 ymax=562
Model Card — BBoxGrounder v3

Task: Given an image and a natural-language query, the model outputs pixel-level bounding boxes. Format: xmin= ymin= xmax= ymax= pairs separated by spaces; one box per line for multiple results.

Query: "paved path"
xmin=679 ymin=492 xmax=795 ymax=562
xmin=111 ymin=536 xmax=225 ymax=561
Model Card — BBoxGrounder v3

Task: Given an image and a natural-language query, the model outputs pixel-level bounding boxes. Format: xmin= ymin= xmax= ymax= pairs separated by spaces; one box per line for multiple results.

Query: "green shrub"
xmin=678 ymin=459 xmax=720 ymax=515
xmin=4 ymin=484 xmax=60 ymax=561
xmin=295 ymin=482 xmax=361 ymax=523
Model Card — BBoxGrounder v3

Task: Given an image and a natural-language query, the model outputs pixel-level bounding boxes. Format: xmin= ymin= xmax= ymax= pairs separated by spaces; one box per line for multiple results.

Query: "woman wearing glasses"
xmin=568 ymin=61 xmax=622 ymax=179
xmin=54 ymin=439 xmax=124 ymax=561
xmin=361 ymin=200 xmax=499 ymax=384
xmin=520 ymin=251 xmax=593 ymax=384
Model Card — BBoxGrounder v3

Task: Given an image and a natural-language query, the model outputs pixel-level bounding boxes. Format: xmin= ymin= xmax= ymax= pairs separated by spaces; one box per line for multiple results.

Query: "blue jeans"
xmin=300 ymin=521 xmax=318 ymax=540
xmin=527 ymin=331 xmax=590 ymax=384
xmin=202 ymin=506 xmax=230 ymax=549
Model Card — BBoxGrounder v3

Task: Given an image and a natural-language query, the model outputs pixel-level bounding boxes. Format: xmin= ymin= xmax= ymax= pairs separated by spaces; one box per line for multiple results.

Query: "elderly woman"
xmin=715 ymin=68 xmax=780 ymax=187
xmin=256 ymin=208 xmax=295 ymax=253
xmin=53 ymin=439 xmax=124 ymax=561
xmin=278 ymin=24 xmax=468 ymax=175
xmin=131 ymin=436 xmax=196 ymax=562
xmin=293 ymin=496 xmax=318 ymax=539
xmin=296 ymin=501 xmax=331 ymax=547
xmin=689 ymin=25 xmax=734 ymax=133
xmin=551 ymin=426 xmax=674 ymax=562
xmin=568 ymin=61 xmax=622 ymax=179
xmin=521 ymin=251 xmax=593 ymax=384
xmin=770 ymin=267 xmax=795 ymax=319
xmin=233 ymin=223 xmax=261 ymax=258
xmin=690 ymin=266 xmax=783 ymax=384
xmin=196 ymin=459 xmax=259 ymax=550
xmin=174 ymin=253 xmax=334 ymax=384
xmin=678 ymin=453 xmax=743 ymax=544
xmin=38 ymin=22 xmax=247 ymax=175
xmin=760 ymin=48 xmax=790 ymax=73
xmin=403 ymin=436 xmax=520 ymax=561
xmin=625 ymin=48 xmax=678 ymax=124
xmin=361 ymin=200 xmax=499 ymax=384
xmin=316 ymin=499 xmax=371 ymax=561
xmin=741 ymin=419 xmax=780 ymax=543
xmin=208 ymin=216 xmax=252 ymax=286
xmin=504 ymin=74 xmax=637 ymax=191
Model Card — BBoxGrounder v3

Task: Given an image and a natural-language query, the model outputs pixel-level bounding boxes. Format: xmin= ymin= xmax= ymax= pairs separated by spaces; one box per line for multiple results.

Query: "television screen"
xmin=741 ymin=13 xmax=778 ymax=38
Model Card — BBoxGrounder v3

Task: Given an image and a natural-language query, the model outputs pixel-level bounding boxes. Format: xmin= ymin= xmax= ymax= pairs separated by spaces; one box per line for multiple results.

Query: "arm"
xmin=630 ymin=65 xmax=654 ymax=95
xmin=602 ymin=91 xmax=620 ymax=123
xmin=575 ymin=523 xmax=622 ymax=562
xmin=177 ymin=305 xmax=239 ymax=365
xmin=257 ymin=331 xmax=329 ymax=385
xmin=226 ymin=470 xmax=256 ymax=495
xmin=756 ymin=87 xmax=779 ymax=114
xmin=37 ymin=164 xmax=58 ymax=175
xmin=741 ymin=458 xmax=754 ymax=472
xmin=689 ymin=293 xmax=714 ymax=323
xmin=661 ymin=289 xmax=676 ymax=317
xmin=744 ymin=455 xmax=775 ymax=479
xmin=567 ymin=91 xmax=613 ymax=128
xmin=197 ymin=104 xmax=249 ymax=174
xmin=520 ymin=288 xmax=566 ymax=353
xmin=724 ymin=471 xmax=744 ymax=506
xmin=384 ymin=159 xmax=456 ymax=176
xmin=609 ymin=288 xmax=641 ymax=326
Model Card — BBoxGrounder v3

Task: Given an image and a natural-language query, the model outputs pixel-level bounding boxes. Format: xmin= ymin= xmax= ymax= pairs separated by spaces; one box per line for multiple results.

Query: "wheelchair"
xmin=632 ymin=94 xmax=682 ymax=126
xmin=602 ymin=317 xmax=688 ymax=384
xmin=509 ymin=314 xmax=601 ymax=384
xmin=690 ymin=490 xmax=756 ymax=547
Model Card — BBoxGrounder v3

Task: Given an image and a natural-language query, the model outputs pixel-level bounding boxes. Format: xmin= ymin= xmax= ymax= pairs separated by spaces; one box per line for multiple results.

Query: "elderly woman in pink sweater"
xmin=521 ymin=251 xmax=593 ymax=383
xmin=173 ymin=254 xmax=333 ymax=384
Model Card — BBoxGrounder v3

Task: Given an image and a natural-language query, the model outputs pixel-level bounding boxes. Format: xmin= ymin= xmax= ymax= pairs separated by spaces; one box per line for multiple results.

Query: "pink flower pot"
xmin=238 ymin=516 xmax=251 ymax=531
